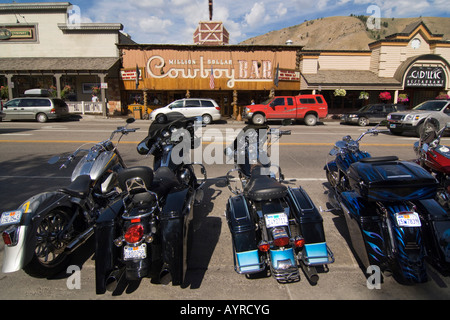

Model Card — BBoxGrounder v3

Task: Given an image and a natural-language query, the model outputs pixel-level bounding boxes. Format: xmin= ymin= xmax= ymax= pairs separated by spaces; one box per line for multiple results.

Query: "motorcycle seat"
xmin=60 ymin=175 xmax=91 ymax=198
xmin=244 ymin=166 xmax=287 ymax=201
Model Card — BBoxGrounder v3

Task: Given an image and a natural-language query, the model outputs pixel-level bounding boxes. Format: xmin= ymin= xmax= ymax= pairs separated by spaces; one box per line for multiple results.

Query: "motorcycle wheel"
xmin=23 ymin=208 xmax=72 ymax=278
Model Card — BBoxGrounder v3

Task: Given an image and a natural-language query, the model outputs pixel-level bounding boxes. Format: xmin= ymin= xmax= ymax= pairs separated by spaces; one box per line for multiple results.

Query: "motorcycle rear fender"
xmin=159 ymin=186 xmax=194 ymax=285
xmin=2 ymin=191 xmax=72 ymax=273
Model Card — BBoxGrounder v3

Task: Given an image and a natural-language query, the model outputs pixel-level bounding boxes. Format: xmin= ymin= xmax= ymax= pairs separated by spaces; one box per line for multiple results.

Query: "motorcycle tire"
xmin=23 ymin=208 xmax=72 ymax=278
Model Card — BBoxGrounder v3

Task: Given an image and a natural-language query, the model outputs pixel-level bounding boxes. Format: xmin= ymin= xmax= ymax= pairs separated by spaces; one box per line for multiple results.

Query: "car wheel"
xmin=202 ymin=114 xmax=212 ymax=125
xmin=304 ymin=114 xmax=317 ymax=126
xmin=36 ymin=113 xmax=48 ymax=123
xmin=252 ymin=114 xmax=265 ymax=125
xmin=358 ymin=117 xmax=369 ymax=126
xmin=155 ymin=114 xmax=167 ymax=124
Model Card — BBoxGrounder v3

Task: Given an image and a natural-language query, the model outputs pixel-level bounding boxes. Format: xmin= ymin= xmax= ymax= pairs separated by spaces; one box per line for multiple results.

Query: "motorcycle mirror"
xmin=127 ymin=118 xmax=135 ymax=124
xmin=48 ymin=155 xmax=60 ymax=164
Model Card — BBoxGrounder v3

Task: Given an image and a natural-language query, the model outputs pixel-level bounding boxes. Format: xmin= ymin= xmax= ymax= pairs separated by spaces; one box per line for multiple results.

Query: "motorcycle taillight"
xmin=272 ymin=228 xmax=289 ymax=247
xmin=124 ymin=224 xmax=144 ymax=244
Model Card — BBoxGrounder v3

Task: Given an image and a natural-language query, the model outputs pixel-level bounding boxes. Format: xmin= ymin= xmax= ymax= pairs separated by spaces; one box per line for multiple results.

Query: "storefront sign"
xmin=146 ymin=55 xmax=276 ymax=88
xmin=0 ymin=26 xmax=36 ymax=41
xmin=121 ymin=69 xmax=142 ymax=80
xmin=405 ymin=66 xmax=446 ymax=88
xmin=0 ymin=28 xmax=12 ymax=40
xmin=278 ymin=69 xmax=300 ymax=82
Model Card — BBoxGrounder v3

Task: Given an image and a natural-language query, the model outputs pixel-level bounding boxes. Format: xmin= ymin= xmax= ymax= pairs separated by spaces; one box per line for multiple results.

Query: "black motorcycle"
xmin=94 ymin=112 xmax=206 ymax=294
xmin=325 ymin=126 xmax=450 ymax=283
xmin=224 ymin=120 xmax=334 ymax=284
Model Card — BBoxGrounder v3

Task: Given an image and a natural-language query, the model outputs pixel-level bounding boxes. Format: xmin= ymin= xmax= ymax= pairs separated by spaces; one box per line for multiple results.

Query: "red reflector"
xmin=124 ymin=224 xmax=144 ymax=243
xmin=131 ymin=218 xmax=141 ymax=223
xmin=258 ymin=241 xmax=270 ymax=252
xmin=294 ymin=237 xmax=305 ymax=248
xmin=215 ymin=107 xmax=221 ymax=110
xmin=273 ymin=237 xmax=289 ymax=247
xmin=2 ymin=232 xmax=12 ymax=246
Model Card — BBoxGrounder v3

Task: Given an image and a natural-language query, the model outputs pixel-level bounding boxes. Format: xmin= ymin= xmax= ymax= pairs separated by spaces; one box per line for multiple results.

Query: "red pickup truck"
xmin=243 ymin=94 xmax=328 ymax=126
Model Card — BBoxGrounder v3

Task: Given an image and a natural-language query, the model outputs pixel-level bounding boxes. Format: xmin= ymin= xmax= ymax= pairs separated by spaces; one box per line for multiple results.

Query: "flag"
xmin=209 ymin=65 xmax=215 ymax=89
xmin=135 ymin=64 xmax=140 ymax=89
xmin=274 ymin=63 xmax=279 ymax=87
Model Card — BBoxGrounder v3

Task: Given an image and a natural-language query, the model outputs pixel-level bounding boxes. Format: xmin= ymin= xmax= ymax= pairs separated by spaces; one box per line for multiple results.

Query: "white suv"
xmin=149 ymin=98 xmax=221 ymax=124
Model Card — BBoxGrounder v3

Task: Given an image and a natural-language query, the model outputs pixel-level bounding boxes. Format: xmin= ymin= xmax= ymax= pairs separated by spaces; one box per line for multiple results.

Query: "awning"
xmin=0 ymin=57 xmax=120 ymax=74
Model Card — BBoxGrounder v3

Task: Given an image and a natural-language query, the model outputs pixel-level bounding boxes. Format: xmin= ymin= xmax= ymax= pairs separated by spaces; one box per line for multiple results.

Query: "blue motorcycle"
xmin=225 ymin=121 xmax=334 ymax=284
xmin=325 ymin=126 xmax=450 ymax=283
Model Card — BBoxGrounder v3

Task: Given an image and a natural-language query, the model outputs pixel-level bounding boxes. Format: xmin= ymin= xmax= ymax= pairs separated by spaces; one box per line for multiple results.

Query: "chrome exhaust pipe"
xmin=106 ymin=268 xmax=125 ymax=292
xmin=65 ymin=226 xmax=94 ymax=253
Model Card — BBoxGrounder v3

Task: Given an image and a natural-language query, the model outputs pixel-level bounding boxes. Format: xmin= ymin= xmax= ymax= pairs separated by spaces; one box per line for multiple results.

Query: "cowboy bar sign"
xmin=405 ymin=66 xmax=446 ymax=88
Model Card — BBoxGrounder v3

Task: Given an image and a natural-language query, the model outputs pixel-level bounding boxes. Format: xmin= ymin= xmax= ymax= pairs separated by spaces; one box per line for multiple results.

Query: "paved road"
xmin=0 ymin=117 xmax=449 ymax=302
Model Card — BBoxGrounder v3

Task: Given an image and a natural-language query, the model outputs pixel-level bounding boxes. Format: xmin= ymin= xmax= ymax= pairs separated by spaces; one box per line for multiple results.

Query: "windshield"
xmin=413 ymin=101 xmax=448 ymax=112
xmin=261 ymin=98 xmax=272 ymax=105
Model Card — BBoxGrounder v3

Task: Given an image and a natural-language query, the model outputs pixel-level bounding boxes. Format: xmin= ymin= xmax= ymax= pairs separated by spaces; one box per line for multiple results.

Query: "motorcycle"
xmin=94 ymin=112 xmax=206 ymax=294
xmin=325 ymin=125 xmax=450 ymax=283
xmin=0 ymin=118 xmax=137 ymax=278
xmin=414 ymin=119 xmax=450 ymax=209
xmin=224 ymin=120 xmax=334 ymax=284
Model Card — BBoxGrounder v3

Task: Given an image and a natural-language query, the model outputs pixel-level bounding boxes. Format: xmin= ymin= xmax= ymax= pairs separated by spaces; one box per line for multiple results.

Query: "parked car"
xmin=387 ymin=100 xmax=450 ymax=136
xmin=0 ymin=101 xmax=5 ymax=121
xmin=243 ymin=94 xmax=328 ymax=126
xmin=2 ymin=91 xmax=71 ymax=123
xmin=341 ymin=103 xmax=406 ymax=126
xmin=149 ymin=98 xmax=221 ymax=124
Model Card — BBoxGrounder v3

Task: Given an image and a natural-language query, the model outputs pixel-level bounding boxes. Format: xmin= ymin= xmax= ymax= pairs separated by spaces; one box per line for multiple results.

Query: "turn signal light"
xmin=294 ymin=236 xmax=305 ymax=248
xmin=124 ymin=224 xmax=144 ymax=243
xmin=258 ymin=240 xmax=270 ymax=252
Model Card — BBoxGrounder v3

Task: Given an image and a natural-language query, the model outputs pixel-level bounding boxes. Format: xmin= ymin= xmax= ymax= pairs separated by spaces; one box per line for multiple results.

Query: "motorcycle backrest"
xmin=118 ymin=166 xmax=154 ymax=194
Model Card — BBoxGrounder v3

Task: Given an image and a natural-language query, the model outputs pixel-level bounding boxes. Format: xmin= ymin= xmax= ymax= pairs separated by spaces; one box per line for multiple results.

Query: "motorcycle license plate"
xmin=265 ymin=213 xmax=288 ymax=228
xmin=0 ymin=210 xmax=23 ymax=226
xmin=124 ymin=244 xmax=147 ymax=260
xmin=395 ymin=212 xmax=421 ymax=227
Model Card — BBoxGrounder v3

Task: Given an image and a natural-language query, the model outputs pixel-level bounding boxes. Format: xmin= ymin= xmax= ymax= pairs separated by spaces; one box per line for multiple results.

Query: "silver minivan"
xmin=3 ymin=97 xmax=70 ymax=123
xmin=149 ymin=98 xmax=221 ymax=124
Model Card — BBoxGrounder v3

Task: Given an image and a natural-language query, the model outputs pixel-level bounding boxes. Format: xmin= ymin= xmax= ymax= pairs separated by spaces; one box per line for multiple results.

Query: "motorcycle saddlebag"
xmin=94 ymin=199 xmax=124 ymax=294
xmin=415 ymin=199 xmax=450 ymax=274
xmin=340 ymin=191 xmax=388 ymax=270
xmin=226 ymin=195 xmax=264 ymax=274
xmin=348 ymin=157 xmax=437 ymax=202
xmin=287 ymin=187 xmax=333 ymax=265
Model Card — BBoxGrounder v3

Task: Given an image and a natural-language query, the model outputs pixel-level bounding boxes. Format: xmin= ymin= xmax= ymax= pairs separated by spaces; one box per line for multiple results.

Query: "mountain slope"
xmin=239 ymin=16 xmax=450 ymax=50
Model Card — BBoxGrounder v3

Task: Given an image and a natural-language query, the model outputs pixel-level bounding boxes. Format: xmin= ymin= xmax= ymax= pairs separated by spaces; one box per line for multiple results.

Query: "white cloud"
xmin=75 ymin=0 xmax=448 ymax=44
xmin=245 ymin=3 xmax=268 ymax=27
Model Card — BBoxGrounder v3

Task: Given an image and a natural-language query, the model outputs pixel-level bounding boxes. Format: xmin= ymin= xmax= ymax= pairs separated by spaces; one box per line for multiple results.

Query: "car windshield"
xmin=413 ymin=101 xmax=448 ymax=111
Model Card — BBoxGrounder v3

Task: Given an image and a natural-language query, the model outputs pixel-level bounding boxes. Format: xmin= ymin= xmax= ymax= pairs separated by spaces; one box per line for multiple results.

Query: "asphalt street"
xmin=0 ymin=116 xmax=449 ymax=302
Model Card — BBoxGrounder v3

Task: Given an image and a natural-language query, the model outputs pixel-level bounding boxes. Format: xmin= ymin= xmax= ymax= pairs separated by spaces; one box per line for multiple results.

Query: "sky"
xmin=8 ymin=0 xmax=450 ymax=44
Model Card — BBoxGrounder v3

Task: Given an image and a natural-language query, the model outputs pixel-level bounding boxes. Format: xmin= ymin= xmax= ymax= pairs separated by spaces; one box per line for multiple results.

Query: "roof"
xmin=0 ymin=57 xmax=120 ymax=73
xmin=0 ymin=2 xmax=71 ymax=11
xmin=302 ymin=70 xmax=401 ymax=87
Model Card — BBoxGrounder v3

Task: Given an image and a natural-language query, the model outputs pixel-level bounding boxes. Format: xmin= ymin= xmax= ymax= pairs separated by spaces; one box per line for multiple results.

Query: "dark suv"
xmin=3 ymin=97 xmax=70 ymax=122
xmin=341 ymin=103 xmax=406 ymax=126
